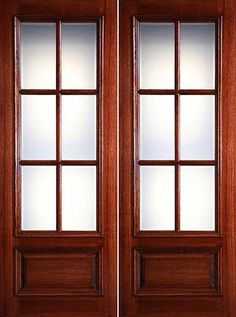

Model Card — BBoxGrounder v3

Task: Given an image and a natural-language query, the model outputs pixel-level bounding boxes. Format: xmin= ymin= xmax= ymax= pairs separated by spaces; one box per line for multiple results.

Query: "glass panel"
xmin=140 ymin=95 xmax=175 ymax=160
xmin=62 ymin=166 xmax=96 ymax=231
xmin=180 ymin=23 xmax=215 ymax=89
xmin=180 ymin=166 xmax=215 ymax=231
xmin=62 ymin=23 xmax=97 ymax=89
xmin=22 ymin=166 xmax=56 ymax=230
xmin=22 ymin=95 xmax=56 ymax=160
xmin=20 ymin=23 xmax=56 ymax=89
xmin=61 ymin=96 xmax=96 ymax=160
xmin=140 ymin=23 xmax=175 ymax=89
xmin=180 ymin=95 xmax=215 ymax=160
xmin=140 ymin=166 xmax=175 ymax=231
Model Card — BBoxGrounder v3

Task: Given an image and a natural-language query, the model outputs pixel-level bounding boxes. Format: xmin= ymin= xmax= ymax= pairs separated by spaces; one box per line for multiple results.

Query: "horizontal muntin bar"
xmin=19 ymin=89 xmax=98 ymax=95
xmin=138 ymin=160 xmax=216 ymax=166
xmin=20 ymin=160 xmax=98 ymax=166
xmin=138 ymin=89 xmax=216 ymax=95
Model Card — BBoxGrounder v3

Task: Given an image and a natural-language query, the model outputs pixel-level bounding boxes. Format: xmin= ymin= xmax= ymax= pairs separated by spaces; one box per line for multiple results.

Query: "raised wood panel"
xmin=134 ymin=249 xmax=221 ymax=296
xmin=16 ymin=249 xmax=102 ymax=296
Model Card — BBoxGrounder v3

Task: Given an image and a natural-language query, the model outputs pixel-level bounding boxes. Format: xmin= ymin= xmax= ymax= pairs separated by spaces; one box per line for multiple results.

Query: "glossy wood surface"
xmin=0 ymin=0 xmax=117 ymax=316
xmin=119 ymin=0 xmax=236 ymax=316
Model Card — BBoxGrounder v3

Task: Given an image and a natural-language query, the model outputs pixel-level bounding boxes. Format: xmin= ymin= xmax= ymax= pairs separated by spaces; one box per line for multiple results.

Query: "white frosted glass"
xmin=140 ymin=166 xmax=175 ymax=231
xmin=20 ymin=23 xmax=56 ymax=89
xmin=62 ymin=167 xmax=96 ymax=231
xmin=22 ymin=166 xmax=56 ymax=230
xmin=180 ymin=95 xmax=215 ymax=160
xmin=140 ymin=95 xmax=175 ymax=160
xmin=62 ymin=23 xmax=97 ymax=89
xmin=180 ymin=23 xmax=215 ymax=89
xmin=62 ymin=96 xmax=96 ymax=160
xmin=140 ymin=23 xmax=175 ymax=89
xmin=22 ymin=95 xmax=56 ymax=160
xmin=180 ymin=166 xmax=215 ymax=231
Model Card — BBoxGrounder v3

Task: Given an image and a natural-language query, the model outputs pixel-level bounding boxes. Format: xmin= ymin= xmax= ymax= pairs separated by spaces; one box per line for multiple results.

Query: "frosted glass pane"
xmin=180 ymin=23 xmax=215 ymax=89
xmin=62 ymin=96 xmax=96 ymax=160
xmin=180 ymin=95 xmax=215 ymax=160
xmin=180 ymin=166 xmax=215 ymax=231
xmin=140 ymin=23 xmax=175 ymax=89
xmin=62 ymin=167 xmax=96 ymax=231
xmin=21 ymin=23 xmax=56 ymax=89
xmin=22 ymin=95 xmax=56 ymax=160
xmin=62 ymin=23 xmax=97 ymax=89
xmin=140 ymin=95 xmax=175 ymax=160
xmin=22 ymin=166 xmax=56 ymax=230
xmin=140 ymin=166 xmax=175 ymax=231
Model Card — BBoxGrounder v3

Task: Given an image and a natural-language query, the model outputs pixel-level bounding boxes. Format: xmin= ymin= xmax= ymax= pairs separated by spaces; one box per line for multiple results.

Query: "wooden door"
xmin=120 ymin=0 xmax=236 ymax=316
xmin=0 ymin=1 xmax=117 ymax=316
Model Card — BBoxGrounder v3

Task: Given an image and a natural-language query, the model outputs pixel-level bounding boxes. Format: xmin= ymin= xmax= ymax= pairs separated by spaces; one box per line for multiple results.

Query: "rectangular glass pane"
xmin=180 ymin=23 xmax=215 ymax=89
xmin=22 ymin=95 xmax=56 ymax=160
xmin=180 ymin=166 xmax=215 ymax=231
xmin=62 ymin=23 xmax=97 ymax=89
xmin=140 ymin=23 xmax=175 ymax=89
xmin=140 ymin=166 xmax=175 ymax=231
xmin=180 ymin=95 xmax=215 ymax=160
xmin=62 ymin=166 xmax=96 ymax=231
xmin=140 ymin=95 xmax=175 ymax=160
xmin=22 ymin=166 xmax=56 ymax=230
xmin=62 ymin=96 xmax=96 ymax=160
xmin=20 ymin=23 xmax=56 ymax=89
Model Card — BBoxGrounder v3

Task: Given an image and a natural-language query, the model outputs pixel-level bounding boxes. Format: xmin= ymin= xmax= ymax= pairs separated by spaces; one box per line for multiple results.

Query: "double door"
xmin=1 ymin=0 xmax=236 ymax=316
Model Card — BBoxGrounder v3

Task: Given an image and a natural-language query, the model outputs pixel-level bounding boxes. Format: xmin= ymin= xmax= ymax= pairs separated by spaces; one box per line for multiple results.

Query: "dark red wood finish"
xmin=120 ymin=0 xmax=236 ymax=316
xmin=0 ymin=0 xmax=117 ymax=316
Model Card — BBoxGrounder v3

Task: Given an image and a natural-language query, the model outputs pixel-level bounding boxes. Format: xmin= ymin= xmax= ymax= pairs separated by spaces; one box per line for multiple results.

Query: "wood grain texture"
xmin=16 ymin=249 xmax=102 ymax=296
xmin=136 ymin=300 xmax=222 ymax=317
xmin=0 ymin=0 xmax=117 ymax=316
xmin=134 ymin=249 xmax=221 ymax=296
xmin=136 ymin=0 xmax=224 ymax=16
xmin=0 ymin=1 xmax=16 ymax=316
xmin=222 ymin=0 xmax=236 ymax=315
xmin=119 ymin=0 xmax=232 ymax=316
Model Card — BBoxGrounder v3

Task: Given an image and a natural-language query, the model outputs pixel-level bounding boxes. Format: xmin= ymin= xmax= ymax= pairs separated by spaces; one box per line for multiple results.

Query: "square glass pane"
xmin=62 ymin=166 xmax=96 ymax=231
xmin=180 ymin=95 xmax=215 ymax=160
xmin=61 ymin=96 xmax=96 ymax=160
xmin=20 ymin=23 xmax=56 ymax=89
xmin=140 ymin=95 xmax=175 ymax=160
xmin=180 ymin=23 xmax=215 ymax=89
xmin=22 ymin=166 xmax=56 ymax=231
xmin=22 ymin=95 xmax=56 ymax=160
xmin=140 ymin=23 xmax=175 ymax=89
xmin=62 ymin=23 xmax=97 ymax=89
xmin=180 ymin=166 xmax=215 ymax=231
xmin=140 ymin=166 xmax=175 ymax=231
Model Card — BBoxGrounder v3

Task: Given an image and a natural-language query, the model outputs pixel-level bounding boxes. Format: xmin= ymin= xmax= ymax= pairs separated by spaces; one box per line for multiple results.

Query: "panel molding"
xmin=15 ymin=248 xmax=103 ymax=296
xmin=134 ymin=248 xmax=221 ymax=296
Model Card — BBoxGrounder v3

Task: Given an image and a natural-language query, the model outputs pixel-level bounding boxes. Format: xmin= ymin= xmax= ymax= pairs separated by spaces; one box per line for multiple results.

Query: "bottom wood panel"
xmin=16 ymin=249 xmax=102 ymax=296
xmin=134 ymin=249 xmax=221 ymax=296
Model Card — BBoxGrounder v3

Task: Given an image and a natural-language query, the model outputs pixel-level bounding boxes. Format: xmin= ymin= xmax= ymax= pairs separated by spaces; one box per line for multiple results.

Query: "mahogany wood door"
xmin=119 ymin=0 xmax=236 ymax=316
xmin=0 ymin=0 xmax=117 ymax=316
xmin=2 ymin=0 xmax=236 ymax=316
